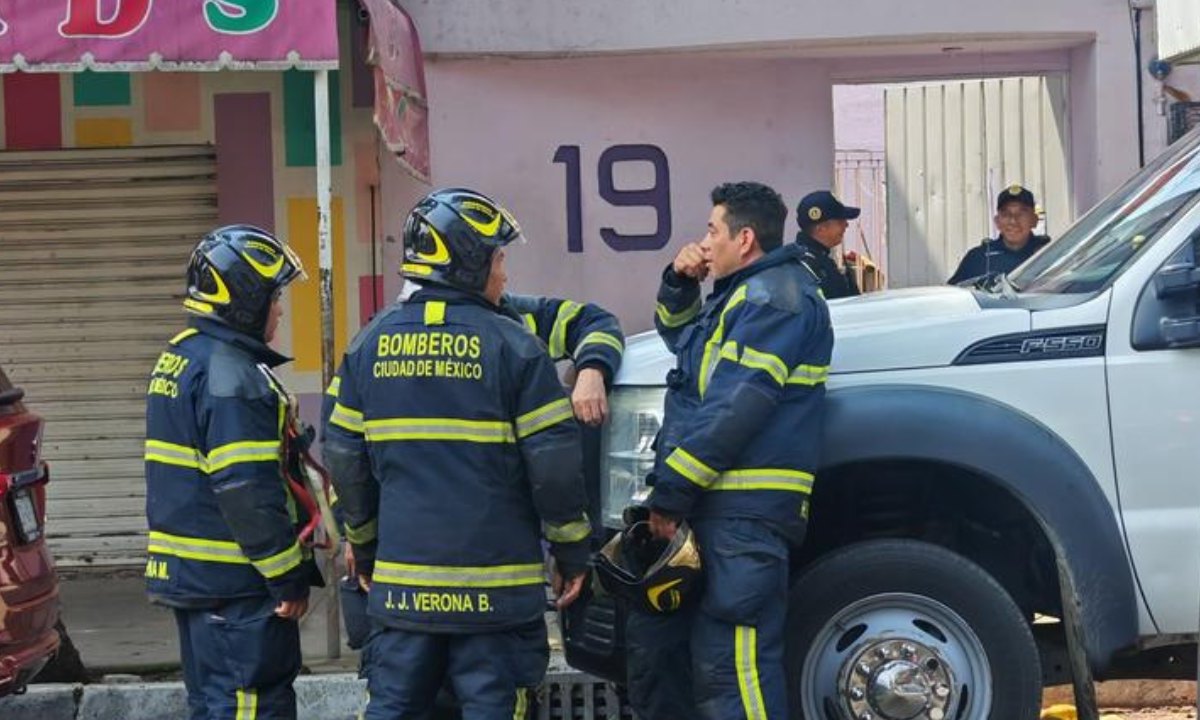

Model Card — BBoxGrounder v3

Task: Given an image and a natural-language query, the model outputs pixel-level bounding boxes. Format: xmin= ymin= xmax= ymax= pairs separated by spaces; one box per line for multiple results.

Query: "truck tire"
xmin=785 ymin=539 xmax=1040 ymax=720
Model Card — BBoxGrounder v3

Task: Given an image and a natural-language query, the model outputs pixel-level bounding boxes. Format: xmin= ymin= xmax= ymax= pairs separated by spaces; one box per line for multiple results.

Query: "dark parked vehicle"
xmin=0 ymin=365 xmax=59 ymax=696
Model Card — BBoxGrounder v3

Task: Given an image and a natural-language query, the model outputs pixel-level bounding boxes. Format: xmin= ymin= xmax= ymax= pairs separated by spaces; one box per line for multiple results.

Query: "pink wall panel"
xmin=215 ymin=93 xmax=275 ymax=231
xmin=4 ymin=73 xmax=62 ymax=149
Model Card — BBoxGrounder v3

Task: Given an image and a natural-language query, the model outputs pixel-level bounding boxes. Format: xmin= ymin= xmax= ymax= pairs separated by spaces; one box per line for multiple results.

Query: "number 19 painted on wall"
xmin=553 ymin=143 xmax=672 ymax=253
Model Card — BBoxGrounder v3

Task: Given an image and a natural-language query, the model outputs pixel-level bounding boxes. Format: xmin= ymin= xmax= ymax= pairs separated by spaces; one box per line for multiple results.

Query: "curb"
xmin=0 ymin=674 xmax=368 ymax=720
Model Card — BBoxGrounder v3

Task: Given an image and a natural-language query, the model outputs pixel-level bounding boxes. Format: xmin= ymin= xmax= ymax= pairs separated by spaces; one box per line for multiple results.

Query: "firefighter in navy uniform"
xmin=144 ymin=226 xmax=321 ymax=720
xmin=322 ymin=290 xmax=624 ymax=651
xmin=632 ymin=182 xmax=834 ymax=720
xmin=794 ymin=189 xmax=862 ymax=299
xmin=948 ymin=184 xmax=1051 ymax=284
xmin=325 ymin=188 xmax=591 ymax=720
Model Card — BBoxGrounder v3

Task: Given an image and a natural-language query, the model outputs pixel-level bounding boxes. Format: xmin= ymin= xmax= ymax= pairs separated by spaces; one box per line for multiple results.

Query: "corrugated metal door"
xmin=1158 ymin=0 xmax=1200 ymax=65
xmin=885 ymin=75 xmax=1071 ymax=287
xmin=0 ymin=146 xmax=217 ymax=566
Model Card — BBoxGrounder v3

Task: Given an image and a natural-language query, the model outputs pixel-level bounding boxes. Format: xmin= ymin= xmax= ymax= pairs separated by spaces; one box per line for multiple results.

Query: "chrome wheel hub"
xmin=840 ymin=639 xmax=955 ymax=720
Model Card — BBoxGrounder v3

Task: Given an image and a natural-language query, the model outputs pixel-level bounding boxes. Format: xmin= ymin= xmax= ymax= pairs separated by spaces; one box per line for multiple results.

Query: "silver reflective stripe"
xmin=252 ymin=542 xmax=303 ymax=578
xmin=544 ymin=517 xmax=591 ymax=543
xmin=206 ymin=441 xmax=279 ymax=473
xmin=147 ymin=531 xmax=251 ymax=564
xmin=365 ymin=418 xmax=516 ymax=443
xmin=373 ymin=561 xmax=545 ymax=588
xmin=145 ymin=440 xmax=204 ymax=469
xmin=515 ymin=398 xmax=573 ymax=439
xmin=711 ymin=468 xmax=814 ymax=493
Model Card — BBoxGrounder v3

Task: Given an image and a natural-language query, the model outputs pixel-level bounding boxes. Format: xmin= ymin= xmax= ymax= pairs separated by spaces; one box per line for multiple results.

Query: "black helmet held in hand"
xmin=401 ymin=187 xmax=524 ymax=293
xmin=594 ymin=512 xmax=702 ymax=615
xmin=184 ymin=225 xmax=306 ymax=339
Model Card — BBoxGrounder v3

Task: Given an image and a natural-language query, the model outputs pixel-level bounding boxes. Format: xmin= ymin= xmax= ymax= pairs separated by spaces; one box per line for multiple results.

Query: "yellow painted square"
xmin=288 ymin=197 xmax=348 ymax=372
xmin=74 ymin=117 xmax=133 ymax=147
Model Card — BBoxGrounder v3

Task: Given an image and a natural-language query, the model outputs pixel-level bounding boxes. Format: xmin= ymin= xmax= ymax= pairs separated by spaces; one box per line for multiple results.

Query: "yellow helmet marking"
xmin=646 ymin=577 xmax=684 ymax=611
xmin=194 ymin=267 xmax=231 ymax=305
xmin=415 ymin=225 xmax=452 ymax=264
xmin=460 ymin=208 xmax=502 ymax=237
xmin=241 ymin=249 xmax=285 ymax=279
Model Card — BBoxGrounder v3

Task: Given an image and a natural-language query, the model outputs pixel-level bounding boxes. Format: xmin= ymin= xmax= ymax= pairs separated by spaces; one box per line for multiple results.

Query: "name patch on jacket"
xmin=380 ymin=588 xmax=495 ymax=614
xmin=373 ymin=331 xmax=484 ymax=381
xmin=147 ymin=351 xmax=190 ymax=398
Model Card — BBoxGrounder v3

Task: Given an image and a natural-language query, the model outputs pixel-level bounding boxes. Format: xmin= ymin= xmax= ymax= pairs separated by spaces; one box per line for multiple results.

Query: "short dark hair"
xmin=710 ymin=182 xmax=787 ymax=252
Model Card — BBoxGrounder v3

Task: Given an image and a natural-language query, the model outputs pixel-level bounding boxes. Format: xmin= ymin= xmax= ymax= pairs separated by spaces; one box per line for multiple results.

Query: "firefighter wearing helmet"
xmin=144 ymin=225 xmax=323 ymax=718
xmin=325 ymin=188 xmax=592 ymax=719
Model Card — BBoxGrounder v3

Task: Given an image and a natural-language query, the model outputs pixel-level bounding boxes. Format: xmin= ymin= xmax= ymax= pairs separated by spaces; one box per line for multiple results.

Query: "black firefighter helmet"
xmin=594 ymin=512 xmax=702 ymax=614
xmin=184 ymin=225 xmax=306 ymax=339
xmin=401 ymin=187 xmax=524 ymax=294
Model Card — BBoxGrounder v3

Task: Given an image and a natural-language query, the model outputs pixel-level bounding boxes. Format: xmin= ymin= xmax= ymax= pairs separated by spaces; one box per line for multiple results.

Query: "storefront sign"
xmin=0 ymin=0 xmax=337 ymax=71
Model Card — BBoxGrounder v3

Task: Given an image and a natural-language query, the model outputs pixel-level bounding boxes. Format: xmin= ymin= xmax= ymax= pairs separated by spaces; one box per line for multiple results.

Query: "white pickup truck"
xmin=563 ymin=129 xmax=1200 ymax=720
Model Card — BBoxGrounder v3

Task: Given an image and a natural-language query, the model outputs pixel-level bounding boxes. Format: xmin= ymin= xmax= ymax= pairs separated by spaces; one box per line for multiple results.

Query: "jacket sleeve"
xmin=199 ymin=369 xmax=309 ymax=603
xmin=323 ymin=352 xmax=380 ymax=576
xmin=510 ymin=341 xmax=592 ymax=577
xmin=320 ymin=367 xmax=347 ymax=533
xmin=648 ymin=290 xmax=828 ymax=519
xmin=653 ymin=264 xmax=702 ymax=352
xmin=505 ymin=293 xmax=626 ymax=382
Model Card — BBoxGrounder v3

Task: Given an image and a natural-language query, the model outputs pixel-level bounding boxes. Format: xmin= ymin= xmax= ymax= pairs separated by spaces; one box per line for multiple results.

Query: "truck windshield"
xmin=1010 ymin=130 xmax=1200 ymax=294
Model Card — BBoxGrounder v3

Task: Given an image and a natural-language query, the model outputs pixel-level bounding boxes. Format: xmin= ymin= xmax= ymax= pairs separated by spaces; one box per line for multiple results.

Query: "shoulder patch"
xmin=207 ymin=344 xmax=270 ymax=399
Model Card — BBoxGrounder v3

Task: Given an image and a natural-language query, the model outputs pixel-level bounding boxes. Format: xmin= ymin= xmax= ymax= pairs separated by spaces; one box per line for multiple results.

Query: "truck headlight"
xmin=599 ymin=386 xmax=666 ymax=529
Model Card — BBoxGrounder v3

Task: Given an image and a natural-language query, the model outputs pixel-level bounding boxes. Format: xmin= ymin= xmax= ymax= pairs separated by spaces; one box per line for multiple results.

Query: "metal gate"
xmin=0 ymin=145 xmax=218 ymax=566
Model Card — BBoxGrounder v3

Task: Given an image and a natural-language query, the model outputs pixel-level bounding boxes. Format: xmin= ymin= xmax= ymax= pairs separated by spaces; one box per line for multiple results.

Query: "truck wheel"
xmin=785 ymin=539 xmax=1040 ymax=720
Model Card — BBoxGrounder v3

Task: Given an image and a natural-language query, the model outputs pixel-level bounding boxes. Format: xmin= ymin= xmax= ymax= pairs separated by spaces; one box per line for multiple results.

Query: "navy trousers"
xmin=362 ymin=621 xmax=548 ymax=720
xmin=625 ymin=518 xmax=790 ymax=720
xmin=174 ymin=596 xmax=302 ymax=720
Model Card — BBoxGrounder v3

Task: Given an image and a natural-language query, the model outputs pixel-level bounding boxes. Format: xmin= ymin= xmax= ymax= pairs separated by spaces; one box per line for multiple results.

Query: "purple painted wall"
xmin=215 ymin=93 xmax=276 ymax=231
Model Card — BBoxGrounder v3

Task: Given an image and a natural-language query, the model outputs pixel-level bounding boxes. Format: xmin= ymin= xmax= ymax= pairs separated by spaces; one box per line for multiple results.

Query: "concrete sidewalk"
xmin=53 ymin=569 xmax=360 ymax=676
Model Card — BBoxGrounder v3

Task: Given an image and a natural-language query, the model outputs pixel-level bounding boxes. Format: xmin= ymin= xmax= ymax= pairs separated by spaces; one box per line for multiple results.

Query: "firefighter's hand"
xmin=274 ymin=597 xmax=309 ymax=620
xmin=649 ymin=510 xmax=679 ymax=540
xmin=357 ymin=574 xmax=372 ymax=592
xmin=552 ymin=569 xmax=587 ymax=610
xmin=571 ymin=368 xmax=608 ymax=426
xmin=672 ymin=243 xmax=708 ymax=281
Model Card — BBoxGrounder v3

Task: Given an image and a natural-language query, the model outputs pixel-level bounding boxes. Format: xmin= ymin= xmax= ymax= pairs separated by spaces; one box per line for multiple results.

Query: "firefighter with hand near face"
xmin=627 ymin=182 xmax=834 ymax=720
xmin=325 ymin=188 xmax=592 ymax=719
xmin=144 ymin=226 xmax=322 ymax=720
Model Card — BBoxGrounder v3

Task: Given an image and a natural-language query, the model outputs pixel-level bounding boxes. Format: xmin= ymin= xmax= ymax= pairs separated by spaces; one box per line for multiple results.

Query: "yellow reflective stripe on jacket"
xmin=345 ymin=518 xmax=378 ymax=545
xmin=513 ymin=687 xmax=529 ymax=720
xmin=787 ymin=364 xmax=830 ymax=386
xmin=577 ymin=331 xmax=624 ymax=355
xmin=544 ymin=516 xmax=591 ymax=543
xmin=169 ymin=328 xmax=199 ymax=346
xmin=736 ymin=625 xmax=768 ymax=720
xmin=515 ymin=398 xmax=573 ymax=439
xmin=206 ymin=440 xmax=280 ymax=473
xmin=147 ymin=531 xmax=251 ymax=565
xmin=656 ymin=297 xmax=701 ymax=328
xmin=698 ymin=285 xmax=748 ymax=398
xmin=711 ymin=468 xmax=814 ymax=493
xmin=372 ymin=561 xmax=544 ymax=588
xmin=325 ymin=375 xmax=341 ymax=397
xmin=548 ymin=301 xmax=584 ymax=358
xmin=251 ymin=541 xmax=303 ymax=579
xmin=365 ymin=418 xmax=516 ymax=443
xmin=236 ymin=688 xmax=258 ymax=720
xmin=739 ymin=345 xmax=789 ymax=386
xmin=330 ymin=402 xmax=365 ymax=433
xmin=665 ymin=447 xmax=719 ymax=488
xmin=522 ymin=313 xmax=537 ymax=334
xmin=145 ymin=439 xmax=204 ymax=470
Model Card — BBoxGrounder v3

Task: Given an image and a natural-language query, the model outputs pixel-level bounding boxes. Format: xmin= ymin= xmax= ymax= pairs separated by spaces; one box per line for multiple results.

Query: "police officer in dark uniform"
xmin=324 ymin=188 xmax=592 ymax=720
xmin=630 ymin=182 xmax=834 ymax=720
xmin=948 ymin=184 xmax=1051 ymax=284
xmin=145 ymin=226 xmax=321 ymax=720
xmin=794 ymin=189 xmax=862 ymax=299
xmin=321 ymin=291 xmax=624 ymax=651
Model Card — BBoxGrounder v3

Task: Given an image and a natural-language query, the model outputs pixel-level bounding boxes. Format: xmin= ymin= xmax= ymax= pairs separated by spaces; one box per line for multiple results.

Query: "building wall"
xmin=0 ymin=8 xmax=381 ymax=411
xmin=400 ymin=55 xmax=832 ymax=334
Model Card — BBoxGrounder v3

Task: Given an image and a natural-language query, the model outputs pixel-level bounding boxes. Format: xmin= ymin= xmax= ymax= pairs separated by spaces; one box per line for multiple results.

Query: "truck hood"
xmin=614 ymin=286 xmax=1031 ymax=386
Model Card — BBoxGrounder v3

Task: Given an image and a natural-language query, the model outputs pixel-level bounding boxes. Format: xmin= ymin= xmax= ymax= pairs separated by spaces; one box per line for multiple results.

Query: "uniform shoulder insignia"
xmin=207 ymin=344 xmax=270 ymax=399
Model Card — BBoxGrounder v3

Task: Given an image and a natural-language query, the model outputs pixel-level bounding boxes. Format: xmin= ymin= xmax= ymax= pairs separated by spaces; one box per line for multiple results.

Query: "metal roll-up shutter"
xmin=0 ymin=146 xmax=217 ymax=566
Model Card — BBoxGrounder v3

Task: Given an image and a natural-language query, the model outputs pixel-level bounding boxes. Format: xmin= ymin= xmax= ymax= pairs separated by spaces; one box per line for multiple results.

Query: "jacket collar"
xmin=189 ymin=316 xmax=291 ymax=368
xmin=795 ymin=232 xmax=831 ymax=257
xmin=412 ymin=284 xmax=504 ymax=314
xmin=712 ymin=244 xmax=804 ymax=296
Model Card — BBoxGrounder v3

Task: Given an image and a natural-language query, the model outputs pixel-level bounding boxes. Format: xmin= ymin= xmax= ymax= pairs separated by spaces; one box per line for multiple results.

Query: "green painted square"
xmin=73 ymin=71 xmax=131 ymax=106
xmin=284 ymin=70 xmax=343 ymax=167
